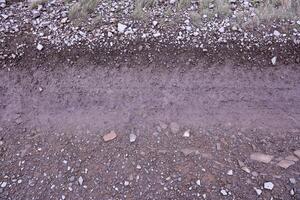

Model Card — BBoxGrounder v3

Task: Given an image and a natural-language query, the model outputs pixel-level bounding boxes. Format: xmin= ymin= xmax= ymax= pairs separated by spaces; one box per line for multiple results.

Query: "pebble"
xmin=250 ymin=152 xmax=273 ymax=163
xmin=124 ymin=181 xmax=129 ymax=186
xmin=129 ymin=133 xmax=137 ymax=143
xmin=263 ymin=181 xmax=274 ymax=190
xmin=196 ymin=180 xmax=201 ymax=186
xmin=117 ymin=23 xmax=127 ymax=33
xmin=271 ymin=56 xmax=277 ymax=65
xmin=289 ymin=178 xmax=296 ymax=184
xmin=78 ymin=176 xmax=83 ymax=185
xmin=277 ymin=159 xmax=295 ymax=169
xmin=37 ymin=43 xmax=43 ymax=51
xmin=103 ymin=130 xmax=117 ymax=142
xmin=254 ymin=187 xmax=262 ymax=195
xmin=61 ymin=17 xmax=68 ymax=24
xmin=183 ymin=130 xmax=190 ymax=137
xmin=273 ymin=30 xmax=280 ymax=37
xmin=290 ymin=189 xmax=295 ymax=196
xmin=170 ymin=122 xmax=179 ymax=134
xmin=0 ymin=182 xmax=7 ymax=188
xmin=220 ymin=189 xmax=228 ymax=196
xmin=227 ymin=170 xmax=233 ymax=176
xmin=170 ymin=0 xmax=176 ymax=4
xmin=218 ymin=27 xmax=225 ymax=33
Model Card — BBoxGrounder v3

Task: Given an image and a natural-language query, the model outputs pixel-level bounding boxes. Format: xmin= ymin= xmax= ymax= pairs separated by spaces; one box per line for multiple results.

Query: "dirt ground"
xmin=0 ymin=51 xmax=300 ymax=200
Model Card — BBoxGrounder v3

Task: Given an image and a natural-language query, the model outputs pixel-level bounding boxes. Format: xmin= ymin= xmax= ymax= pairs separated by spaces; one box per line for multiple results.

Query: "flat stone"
xmin=250 ymin=153 xmax=273 ymax=163
xmin=264 ymin=182 xmax=274 ymax=190
xmin=277 ymin=159 xmax=295 ymax=169
xmin=37 ymin=43 xmax=43 ymax=51
xmin=170 ymin=122 xmax=179 ymax=134
xmin=0 ymin=182 xmax=7 ymax=188
xmin=103 ymin=131 xmax=117 ymax=142
xmin=273 ymin=30 xmax=280 ymax=37
xmin=285 ymin=155 xmax=299 ymax=162
xmin=227 ymin=170 xmax=233 ymax=176
xmin=294 ymin=150 xmax=300 ymax=158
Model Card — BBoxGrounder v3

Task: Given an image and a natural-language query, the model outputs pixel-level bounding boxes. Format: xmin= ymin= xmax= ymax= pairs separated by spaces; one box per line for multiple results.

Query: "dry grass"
xmin=30 ymin=0 xmax=48 ymax=9
xmin=133 ymin=0 xmax=157 ymax=19
xmin=69 ymin=0 xmax=99 ymax=21
xmin=255 ymin=0 xmax=300 ymax=21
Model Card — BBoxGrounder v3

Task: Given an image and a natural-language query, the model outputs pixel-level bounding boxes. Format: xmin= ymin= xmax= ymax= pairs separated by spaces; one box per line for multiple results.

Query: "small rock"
xmin=264 ymin=182 xmax=274 ymax=190
xmin=271 ymin=56 xmax=277 ymax=65
xmin=0 ymin=182 xmax=7 ymax=188
xmin=250 ymin=152 xmax=273 ymax=163
xmin=170 ymin=0 xmax=176 ymax=4
xmin=241 ymin=166 xmax=251 ymax=173
xmin=78 ymin=176 xmax=83 ymax=186
xmin=136 ymin=165 xmax=141 ymax=169
xmin=62 ymin=195 xmax=65 ymax=200
xmin=124 ymin=181 xmax=129 ymax=186
xmin=153 ymin=32 xmax=161 ymax=37
xmin=170 ymin=122 xmax=179 ymax=134
xmin=220 ymin=189 xmax=228 ymax=196
xmin=129 ymin=133 xmax=137 ymax=143
xmin=289 ymin=178 xmax=296 ymax=184
xmin=61 ymin=17 xmax=68 ymax=24
xmin=277 ymin=159 xmax=295 ymax=169
xmin=103 ymin=131 xmax=117 ymax=142
xmin=117 ymin=23 xmax=127 ymax=33
xmin=218 ymin=27 xmax=225 ymax=33
xmin=293 ymin=150 xmax=300 ymax=158
xmin=37 ymin=43 xmax=43 ymax=51
xmin=273 ymin=30 xmax=280 ymax=37
xmin=183 ymin=130 xmax=190 ymax=137
xmin=196 ymin=180 xmax=201 ymax=186
xmin=254 ymin=187 xmax=262 ymax=195
xmin=152 ymin=21 xmax=158 ymax=27
xmin=227 ymin=170 xmax=233 ymax=176
xmin=290 ymin=189 xmax=295 ymax=196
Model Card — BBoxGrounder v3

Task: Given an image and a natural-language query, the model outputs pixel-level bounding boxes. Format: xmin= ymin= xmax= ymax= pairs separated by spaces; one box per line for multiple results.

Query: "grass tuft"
xmin=30 ymin=0 xmax=48 ymax=9
xmin=69 ymin=0 xmax=99 ymax=21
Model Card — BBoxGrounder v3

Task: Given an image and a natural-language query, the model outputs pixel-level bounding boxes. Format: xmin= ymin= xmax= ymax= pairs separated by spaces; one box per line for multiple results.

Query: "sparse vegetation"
xmin=133 ymin=0 xmax=157 ymax=19
xmin=69 ymin=0 xmax=99 ymax=21
xmin=30 ymin=0 xmax=48 ymax=9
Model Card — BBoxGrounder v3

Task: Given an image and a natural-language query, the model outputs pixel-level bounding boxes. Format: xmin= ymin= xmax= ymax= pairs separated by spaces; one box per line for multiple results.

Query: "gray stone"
xmin=117 ymin=23 xmax=127 ymax=33
xmin=170 ymin=122 xmax=179 ymax=134
xmin=129 ymin=133 xmax=137 ymax=143
xmin=264 ymin=182 xmax=274 ymax=190
xmin=250 ymin=153 xmax=273 ymax=163
xmin=277 ymin=159 xmax=295 ymax=169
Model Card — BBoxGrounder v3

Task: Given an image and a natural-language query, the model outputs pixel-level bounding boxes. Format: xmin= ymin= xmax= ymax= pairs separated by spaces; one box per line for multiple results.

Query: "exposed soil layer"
xmin=0 ymin=52 xmax=300 ymax=199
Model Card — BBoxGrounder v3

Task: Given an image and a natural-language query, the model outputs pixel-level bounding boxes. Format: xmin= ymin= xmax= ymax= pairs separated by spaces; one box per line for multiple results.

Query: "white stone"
xmin=136 ymin=165 xmax=141 ymax=169
xmin=152 ymin=21 xmax=158 ymax=27
xmin=62 ymin=195 xmax=66 ymax=200
xmin=273 ymin=30 xmax=280 ymax=37
xmin=227 ymin=170 xmax=233 ymax=176
xmin=37 ymin=43 xmax=43 ymax=51
xmin=290 ymin=189 xmax=295 ymax=195
xmin=153 ymin=32 xmax=161 ymax=37
xmin=117 ymin=23 xmax=127 ymax=33
xmin=129 ymin=133 xmax=137 ymax=143
xmin=1 ymin=182 xmax=7 ymax=188
xmin=254 ymin=187 xmax=262 ymax=195
xmin=220 ymin=189 xmax=228 ymax=196
xmin=124 ymin=181 xmax=129 ymax=186
xmin=218 ymin=27 xmax=225 ymax=33
xmin=78 ymin=176 xmax=83 ymax=185
xmin=264 ymin=182 xmax=274 ymax=190
xmin=183 ymin=130 xmax=190 ymax=137
xmin=196 ymin=180 xmax=201 ymax=186
xmin=170 ymin=0 xmax=176 ymax=4
xmin=271 ymin=56 xmax=277 ymax=65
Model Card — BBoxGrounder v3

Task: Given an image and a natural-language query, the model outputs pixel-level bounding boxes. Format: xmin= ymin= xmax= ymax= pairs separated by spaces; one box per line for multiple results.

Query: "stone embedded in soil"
xmin=227 ymin=170 xmax=233 ymax=176
xmin=273 ymin=30 xmax=281 ymax=37
xmin=289 ymin=178 xmax=296 ymax=184
xmin=220 ymin=189 xmax=228 ymax=196
xmin=117 ymin=23 xmax=127 ymax=33
xmin=129 ymin=133 xmax=137 ymax=143
xmin=103 ymin=131 xmax=117 ymax=142
xmin=78 ymin=176 xmax=83 ymax=186
xmin=264 ymin=182 xmax=274 ymax=190
xmin=254 ymin=187 xmax=262 ymax=195
xmin=37 ymin=43 xmax=43 ymax=51
xmin=183 ymin=130 xmax=190 ymax=137
xmin=170 ymin=122 xmax=180 ymax=134
xmin=250 ymin=152 xmax=273 ymax=163
xmin=285 ymin=155 xmax=299 ymax=162
xmin=294 ymin=150 xmax=300 ymax=158
xmin=196 ymin=180 xmax=201 ymax=186
xmin=277 ymin=159 xmax=295 ymax=169
xmin=271 ymin=56 xmax=277 ymax=65
xmin=1 ymin=182 xmax=7 ymax=188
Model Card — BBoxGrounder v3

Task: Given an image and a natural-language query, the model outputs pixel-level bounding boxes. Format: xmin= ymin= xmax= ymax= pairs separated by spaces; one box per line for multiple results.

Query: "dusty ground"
xmin=0 ymin=51 xmax=299 ymax=199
